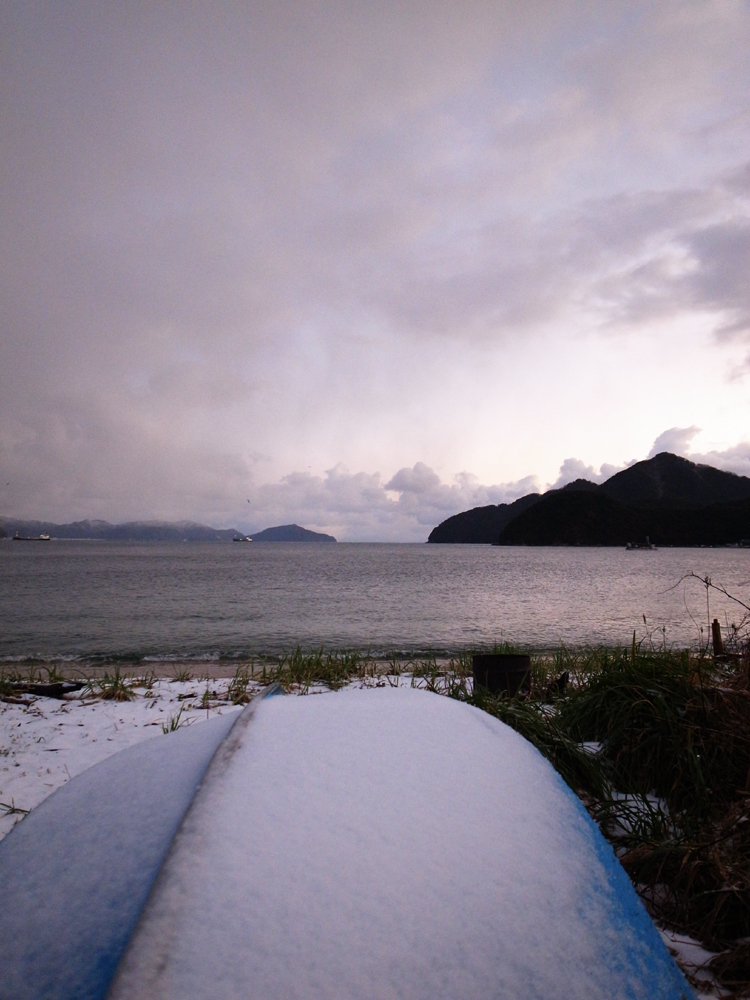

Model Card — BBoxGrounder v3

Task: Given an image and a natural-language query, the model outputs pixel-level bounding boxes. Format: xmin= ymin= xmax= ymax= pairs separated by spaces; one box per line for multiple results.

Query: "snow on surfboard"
xmin=0 ymin=687 xmax=692 ymax=999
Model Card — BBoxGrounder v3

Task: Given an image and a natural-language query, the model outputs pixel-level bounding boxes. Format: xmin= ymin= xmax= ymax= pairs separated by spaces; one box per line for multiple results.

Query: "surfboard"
xmin=0 ymin=687 xmax=692 ymax=999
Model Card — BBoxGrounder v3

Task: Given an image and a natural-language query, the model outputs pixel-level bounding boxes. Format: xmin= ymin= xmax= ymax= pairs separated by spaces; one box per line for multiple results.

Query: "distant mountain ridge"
xmin=0 ymin=519 xmax=337 ymax=543
xmin=0 ymin=518 xmax=243 ymax=541
xmin=429 ymin=453 xmax=750 ymax=546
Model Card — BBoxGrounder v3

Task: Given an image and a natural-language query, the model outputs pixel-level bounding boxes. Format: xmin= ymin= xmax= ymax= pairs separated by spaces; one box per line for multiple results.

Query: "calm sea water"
xmin=1 ymin=540 xmax=749 ymax=660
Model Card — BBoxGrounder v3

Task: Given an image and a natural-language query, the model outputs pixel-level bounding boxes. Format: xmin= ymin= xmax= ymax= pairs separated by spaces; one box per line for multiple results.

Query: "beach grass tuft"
xmin=262 ymin=646 xmax=376 ymax=693
xmin=95 ymin=664 xmax=135 ymax=701
xmin=228 ymin=664 xmax=253 ymax=704
xmin=133 ymin=668 xmax=157 ymax=691
xmin=161 ymin=706 xmax=190 ymax=733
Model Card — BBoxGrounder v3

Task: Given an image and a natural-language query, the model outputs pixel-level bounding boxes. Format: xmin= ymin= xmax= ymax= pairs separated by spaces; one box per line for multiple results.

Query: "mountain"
xmin=0 ymin=518 xmax=337 ymax=543
xmin=248 ymin=524 xmax=337 ymax=543
xmin=599 ymin=452 xmax=750 ymax=508
xmin=0 ymin=519 xmax=242 ymax=541
xmin=428 ymin=452 xmax=750 ymax=546
xmin=101 ymin=521 xmax=241 ymax=542
xmin=495 ymin=492 xmax=638 ymax=546
xmin=495 ymin=492 xmax=750 ymax=547
xmin=495 ymin=490 xmax=648 ymax=545
xmin=427 ymin=479 xmax=600 ymax=543
xmin=427 ymin=494 xmax=542 ymax=543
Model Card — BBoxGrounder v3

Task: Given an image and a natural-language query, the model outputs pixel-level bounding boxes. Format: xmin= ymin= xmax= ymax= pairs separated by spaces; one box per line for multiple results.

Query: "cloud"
xmin=679 ymin=440 xmax=750 ymax=480
xmin=640 ymin=425 xmax=750 ymax=479
xmin=648 ymin=426 xmax=701 ymax=458
xmin=384 ymin=463 xmax=442 ymax=495
xmin=247 ymin=463 xmax=542 ymax=542
xmin=236 ymin=432 xmax=750 ymax=540
xmin=549 ymin=457 xmax=633 ymax=489
xmin=2 ymin=1 xmax=750 ymax=524
xmin=584 ymin=195 xmax=750 ymax=341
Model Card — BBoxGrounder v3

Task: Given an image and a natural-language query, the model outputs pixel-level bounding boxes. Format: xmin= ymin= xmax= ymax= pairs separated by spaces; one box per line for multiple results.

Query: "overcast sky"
xmin=2 ymin=1 xmax=750 ymax=540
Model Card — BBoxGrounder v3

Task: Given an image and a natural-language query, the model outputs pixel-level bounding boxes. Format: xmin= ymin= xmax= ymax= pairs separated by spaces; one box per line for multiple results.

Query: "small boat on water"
xmin=625 ymin=536 xmax=655 ymax=550
xmin=13 ymin=532 xmax=51 ymax=541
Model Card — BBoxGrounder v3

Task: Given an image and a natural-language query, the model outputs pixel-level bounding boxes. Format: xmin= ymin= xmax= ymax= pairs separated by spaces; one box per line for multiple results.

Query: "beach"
xmin=1 ymin=662 xmax=416 ymax=842
xmin=0 ymin=674 xmax=245 ymax=842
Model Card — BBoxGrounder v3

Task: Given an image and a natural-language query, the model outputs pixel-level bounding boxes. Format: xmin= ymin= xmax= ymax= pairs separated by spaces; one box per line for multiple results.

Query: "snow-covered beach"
xmin=1 ymin=665 xmax=414 ymax=841
xmin=1 ymin=674 xmax=249 ymax=841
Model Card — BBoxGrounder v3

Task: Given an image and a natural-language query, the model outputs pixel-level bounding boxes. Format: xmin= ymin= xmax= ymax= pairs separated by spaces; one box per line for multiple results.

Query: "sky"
xmin=2 ymin=1 xmax=750 ymax=541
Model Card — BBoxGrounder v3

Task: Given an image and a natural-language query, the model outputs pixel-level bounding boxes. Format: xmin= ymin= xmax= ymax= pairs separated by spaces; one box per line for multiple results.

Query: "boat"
xmin=625 ymin=536 xmax=655 ymax=550
xmin=13 ymin=531 xmax=51 ymax=541
xmin=232 ymin=535 xmax=252 ymax=542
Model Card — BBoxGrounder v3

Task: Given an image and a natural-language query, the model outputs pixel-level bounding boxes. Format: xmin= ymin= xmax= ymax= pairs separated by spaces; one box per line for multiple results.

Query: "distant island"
xmin=0 ymin=518 xmax=337 ymax=543
xmin=428 ymin=452 xmax=750 ymax=547
xmin=246 ymin=524 xmax=336 ymax=543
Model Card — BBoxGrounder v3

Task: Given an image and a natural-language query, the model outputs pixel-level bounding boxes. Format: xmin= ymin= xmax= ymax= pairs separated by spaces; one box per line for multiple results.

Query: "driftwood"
xmin=7 ymin=681 xmax=85 ymax=700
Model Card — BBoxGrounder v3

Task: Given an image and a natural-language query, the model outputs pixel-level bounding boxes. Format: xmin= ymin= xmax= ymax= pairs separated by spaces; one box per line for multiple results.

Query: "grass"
xmin=0 ymin=799 xmax=29 ymax=817
xmin=40 ymin=663 xmax=67 ymax=684
xmin=259 ymin=647 xmax=378 ymax=693
xmin=94 ymin=665 xmax=135 ymax=701
xmin=228 ymin=664 xmax=253 ymax=704
xmin=161 ymin=706 xmax=191 ymax=733
xmin=133 ymin=668 xmax=157 ymax=692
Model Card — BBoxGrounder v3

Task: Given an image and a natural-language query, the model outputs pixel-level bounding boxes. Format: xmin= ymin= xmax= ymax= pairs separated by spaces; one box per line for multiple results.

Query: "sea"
xmin=1 ymin=540 xmax=749 ymax=662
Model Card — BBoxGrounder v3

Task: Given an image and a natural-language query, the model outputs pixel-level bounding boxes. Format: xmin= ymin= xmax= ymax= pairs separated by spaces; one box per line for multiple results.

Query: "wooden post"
xmin=472 ymin=654 xmax=531 ymax=696
xmin=712 ymin=619 xmax=723 ymax=657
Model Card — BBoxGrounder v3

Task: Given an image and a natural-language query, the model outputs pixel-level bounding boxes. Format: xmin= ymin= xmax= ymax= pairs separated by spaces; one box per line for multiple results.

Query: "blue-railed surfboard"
xmin=0 ymin=687 xmax=692 ymax=1000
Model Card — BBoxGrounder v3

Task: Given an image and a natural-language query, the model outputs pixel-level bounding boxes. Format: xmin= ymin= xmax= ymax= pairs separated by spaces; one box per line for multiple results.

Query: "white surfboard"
xmin=1 ymin=687 xmax=692 ymax=999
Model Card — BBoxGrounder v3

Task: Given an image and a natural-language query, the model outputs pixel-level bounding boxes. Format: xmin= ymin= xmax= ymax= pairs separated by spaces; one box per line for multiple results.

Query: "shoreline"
xmin=0 ymin=641 xmax=708 ymax=681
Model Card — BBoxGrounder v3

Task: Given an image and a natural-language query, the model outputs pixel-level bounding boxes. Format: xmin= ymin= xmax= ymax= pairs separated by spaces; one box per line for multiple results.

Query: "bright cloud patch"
xmin=247 ymin=463 xmax=541 ymax=542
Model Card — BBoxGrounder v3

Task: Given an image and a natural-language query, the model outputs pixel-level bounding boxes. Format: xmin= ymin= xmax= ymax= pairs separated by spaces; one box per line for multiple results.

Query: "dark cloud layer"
xmin=2 ymin=2 xmax=750 ymax=537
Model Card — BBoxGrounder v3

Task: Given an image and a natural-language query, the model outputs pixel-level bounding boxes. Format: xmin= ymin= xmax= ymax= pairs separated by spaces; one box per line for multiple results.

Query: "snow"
xmin=0 ymin=708 xmax=241 ymax=1000
xmin=110 ymin=687 xmax=691 ymax=1000
xmin=659 ymin=931 xmax=730 ymax=998
xmin=0 ymin=678 xmax=245 ymax=840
